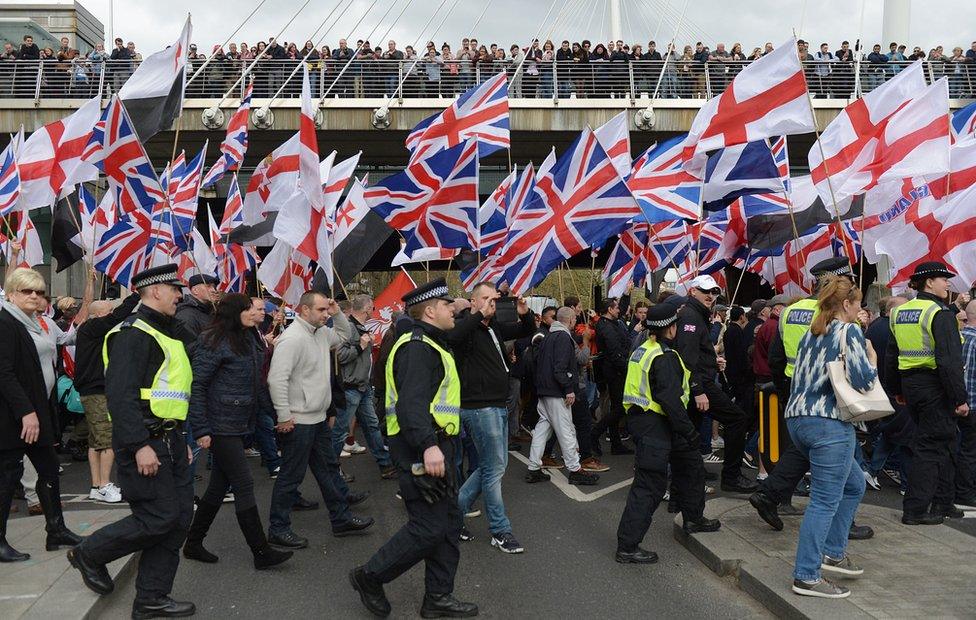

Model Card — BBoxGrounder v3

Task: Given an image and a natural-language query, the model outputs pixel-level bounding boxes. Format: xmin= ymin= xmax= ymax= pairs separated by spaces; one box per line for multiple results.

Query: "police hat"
xmin=810 ymin=256 xmax=853 ymax=278
xmin=402 ymin=277 xmax=454 ymax=308
xmin=132 ymin=264 xmax=181 ymax=290
xmin=644 ymin=304 xmax=678 ymax=329
xmin=187 ymin=274 xmax=219 ymax=287
xmin=910 ymin=261 xmax=956 ymax=281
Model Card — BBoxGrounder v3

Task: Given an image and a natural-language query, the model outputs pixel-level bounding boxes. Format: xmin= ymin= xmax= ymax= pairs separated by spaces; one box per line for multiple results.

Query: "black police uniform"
xmin=616 ymin=340 xmax=707 ymax=558
xmin=71 ymin=294 xmax=195 ymax=612
xmin=885 ymin=290 xmax=968 ymax=519
xmin=363 ymin=319 xmax=460 ymax=591
xmin=674 ymin=296 xmax=751 ymax=489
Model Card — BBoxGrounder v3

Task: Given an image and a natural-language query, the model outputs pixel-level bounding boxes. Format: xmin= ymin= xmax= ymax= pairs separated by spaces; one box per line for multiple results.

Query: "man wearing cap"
xmin=175 ymin=274 xmax=220 ymax=338
xmin=886 ymin=262 xmax=969 ymax=525
xmin=67 ymin=264 xmax=197 ymax=619
xmin=674 ymin=274 xmax=755 ymax=493
xmin=351 ymin=278 xmax=477 ymax=619
xmin=751 ymin=258 xmax=873 ymax=538
xmin=616 ymin=304 xmax=721 ymax=564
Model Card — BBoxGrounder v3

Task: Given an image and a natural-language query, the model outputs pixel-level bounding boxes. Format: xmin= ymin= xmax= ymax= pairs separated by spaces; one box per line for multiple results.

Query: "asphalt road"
xmin=16 ymin=440 xmax=975 ymax=619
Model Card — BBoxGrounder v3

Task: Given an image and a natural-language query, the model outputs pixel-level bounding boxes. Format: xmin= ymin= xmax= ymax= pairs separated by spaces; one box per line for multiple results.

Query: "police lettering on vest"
xmin=385 ymin=332 xmax=461 ymax=436
xmin=890 ymin=298 xmax=941 ymax=370
xmin=102 ymin=318 xmax=192 ymax=421
xmin=779 ymin=298 xmax=820 ymax=378
xmin=623 ymin=341 xmax=691 ymax=414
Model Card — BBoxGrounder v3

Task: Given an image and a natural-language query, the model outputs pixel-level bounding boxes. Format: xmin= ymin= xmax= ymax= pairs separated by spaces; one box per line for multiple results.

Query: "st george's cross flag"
xmin=685 ymin=40 xmax=815 ymax=163
xmin=257 ymin=239 xmax=314 ymax=306
xmin=118 ymin=16 xmax=192 ymax=141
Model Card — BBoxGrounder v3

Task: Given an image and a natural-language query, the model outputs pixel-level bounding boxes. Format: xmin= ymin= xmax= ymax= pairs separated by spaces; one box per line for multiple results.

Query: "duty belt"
xmin=147 ymin=419 xmax=180 ymax=438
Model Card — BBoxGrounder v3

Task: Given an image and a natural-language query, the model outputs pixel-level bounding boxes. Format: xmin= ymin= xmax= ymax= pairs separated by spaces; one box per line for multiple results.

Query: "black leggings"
xmin=200 ymin=436 xmax=256 ymax=512
xmin=0 ymin=444 xmax=60 ymax=493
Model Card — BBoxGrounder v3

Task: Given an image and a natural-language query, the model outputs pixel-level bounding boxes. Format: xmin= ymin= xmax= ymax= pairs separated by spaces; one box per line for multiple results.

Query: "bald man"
xmin=74 ymin=294 xmax=140 ymax=502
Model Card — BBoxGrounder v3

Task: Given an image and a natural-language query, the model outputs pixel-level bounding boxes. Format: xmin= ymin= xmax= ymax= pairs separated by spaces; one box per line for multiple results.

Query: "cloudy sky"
xmin=25 ymin=0 xmax=976 ymax=55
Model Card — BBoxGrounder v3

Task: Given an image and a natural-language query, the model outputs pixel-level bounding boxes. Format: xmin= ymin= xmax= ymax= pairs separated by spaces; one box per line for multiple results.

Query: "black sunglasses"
xmin=18 ymin=288 xmax=45 ymax=296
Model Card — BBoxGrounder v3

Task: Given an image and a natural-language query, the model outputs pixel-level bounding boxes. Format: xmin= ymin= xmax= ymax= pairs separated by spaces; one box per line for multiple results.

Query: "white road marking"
xmin=62 ymin=493 xmax=128 ymax=507
xmin=509 ymin=450 xmax=633 ymax=502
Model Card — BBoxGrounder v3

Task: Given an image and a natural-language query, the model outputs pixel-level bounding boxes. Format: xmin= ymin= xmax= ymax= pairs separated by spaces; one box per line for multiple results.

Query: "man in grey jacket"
xmin=334 ymin=294 xmax=396 ymax=479
xmin=266 ymin=291 xmax=374 ymax=549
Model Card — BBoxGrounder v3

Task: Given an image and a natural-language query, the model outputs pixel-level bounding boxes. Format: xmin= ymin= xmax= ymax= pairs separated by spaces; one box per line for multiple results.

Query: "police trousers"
xmin=365 ymin=439 xmax=461 ymax=596
xmin=79 ymin=429 xmax=193 ymax=601
xmin=903 ymin=373 xmax=960 ymax=515
xmin=616 ymin=410 xmax=705 ymax=553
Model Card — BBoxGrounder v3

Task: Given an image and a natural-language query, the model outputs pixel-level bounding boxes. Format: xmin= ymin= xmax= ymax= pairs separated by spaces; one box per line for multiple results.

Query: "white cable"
xmin=651 ymin=0 xmax=691 ymax=99
xmin=186 ymin=0 xmax=270 ymax=86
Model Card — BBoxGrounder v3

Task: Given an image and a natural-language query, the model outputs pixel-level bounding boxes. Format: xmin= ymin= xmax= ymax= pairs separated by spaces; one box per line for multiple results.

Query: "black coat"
xmin=595 ymin=315 xmax=630 ymax=381
xmin=175 ymin=295 xmax=213 ymax=342
xmin=534 ymin=327 xmax=578 ymax=398
xmin=188 ymin=335 xmax=272 ymax=439
xmin=0 ymin=308 xmax=59 ymax=450
xmin=674 ymin=297 xmax=718 ymax=396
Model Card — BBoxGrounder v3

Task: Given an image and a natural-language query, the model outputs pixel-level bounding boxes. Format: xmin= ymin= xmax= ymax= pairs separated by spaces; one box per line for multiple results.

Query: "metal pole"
xmin=608 ymin=0 xmax=622 ymax=42
xmin=108 ymin=0 xmax=114 ymax=49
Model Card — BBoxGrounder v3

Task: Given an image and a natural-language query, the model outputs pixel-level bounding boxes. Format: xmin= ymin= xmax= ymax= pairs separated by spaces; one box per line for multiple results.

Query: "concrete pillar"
xmin=609 ymin=0 xmax=622 ymax=43
xmin=881 ymin=0 xmax=911 ymax=48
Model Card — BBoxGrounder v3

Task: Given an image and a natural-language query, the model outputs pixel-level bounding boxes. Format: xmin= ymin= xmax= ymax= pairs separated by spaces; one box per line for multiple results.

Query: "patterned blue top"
xmin=962 ymin=326 xmax=976 ymax=409
xmin=785 ymin=320 xmax=877 ymax=421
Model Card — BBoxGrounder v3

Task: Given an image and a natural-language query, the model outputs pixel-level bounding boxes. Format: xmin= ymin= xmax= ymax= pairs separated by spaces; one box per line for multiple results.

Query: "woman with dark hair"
xmin=0 ymin=268 xmax=82 ymax=562
xmin=182 ymin=293 xmax=292 ymax=570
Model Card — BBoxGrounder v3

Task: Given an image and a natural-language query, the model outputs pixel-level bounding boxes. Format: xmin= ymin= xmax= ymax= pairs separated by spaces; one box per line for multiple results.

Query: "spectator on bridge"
xmin=239 ymin=41 xmax=254 ymax=60
xmin=747 ymin=46 xmax=762 ymax=61
xmin=109 ymin=37 xmax=131 ymax=93
xmin=440 ymin=44 xmax=457 ymax=96
xmin=814 ymin=43 xmax=835 ymax=97
xmin=708 ymin=43 xmax=731 ymax=94
xmin=539 ymin=40 xmax=555 ymax=97
xmin=19 ymin=35 xmax=39 ymax=60
xmin=331 ymin=39 xmax=354 ymax=97
xmin=763 ymin=42 xmax=774 ymax=55
xmin=949 ymin=47 xmax=968 ymax=98
xmin=865 ymin=44 xmax=889 ymax=91
xmin=589 ymin=42 xmax=609 ymax=96
xmin=422 ymin=44 xmax=443 ymax=97
xmin=728 ymin=43 xmax=746 ymax=78
xmin=677 ymin=45 xmax=695 ymax=97
xmin=382 ymin=40 xmax=404 ymax=96
xmin=523 ymin=39 xmax=542 ymax=97
xmin=556 ymin=40 xmax=573 ymax=97
xmin=887 ymin=42 xmax=907 ymax=74
xmin=692 ymin=42 xmax=709 ymax=97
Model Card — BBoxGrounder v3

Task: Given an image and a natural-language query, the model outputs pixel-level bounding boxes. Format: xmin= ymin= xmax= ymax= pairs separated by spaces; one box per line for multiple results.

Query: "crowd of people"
xmin=0 ymin=251 xmax=973 ymax=614
xmin=4 ymin=34 xmax=976 ymax=99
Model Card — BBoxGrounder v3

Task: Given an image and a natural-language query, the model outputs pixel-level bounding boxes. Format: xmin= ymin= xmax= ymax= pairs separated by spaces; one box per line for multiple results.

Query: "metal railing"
xmin=0 ymin=58 xmax=972 ymax=103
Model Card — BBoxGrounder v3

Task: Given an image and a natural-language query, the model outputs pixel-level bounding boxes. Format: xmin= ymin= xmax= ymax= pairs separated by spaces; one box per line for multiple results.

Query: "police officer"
xmin=752 ymin=257 xmax=873 ymax=539
xmin=674 ymin=274 xmax=754 ymax=492
xmin=886 ymin=262 xmax=969 ymax=525
xmin=616 ymin=305 xmax=720 ymax=564
xmin=350 ymin=279 xmax=478 ymax=619
xmin=67 ymin=265 xmax=196 ymax=619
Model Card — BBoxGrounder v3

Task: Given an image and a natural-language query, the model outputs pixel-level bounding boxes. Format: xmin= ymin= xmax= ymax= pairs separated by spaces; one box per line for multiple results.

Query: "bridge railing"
xmin=1 ymin=58 xmax=971 ymax=104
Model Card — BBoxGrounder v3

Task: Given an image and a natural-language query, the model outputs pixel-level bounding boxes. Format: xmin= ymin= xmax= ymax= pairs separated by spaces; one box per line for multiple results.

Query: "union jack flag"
xmin=478 ymin=168 xmax=515 ymax=251
xmin=628 ymin=134 xmax=702 ymax=222
xmin=94 ymin=208 xmax=152 ymax=288
xmin=202 ymin=82 xmax=252 ymax=188
xmin=213 ymin=175 xmax=257 ymax=292
xmin=368 ymin=141 xmax=480 ymax=259
xmin=165 ymin=144 xmax=207 ymax=249
xmin=405 ymin=72 xmax=510 ymax=163
xmin=495 ymin=126 xmax=641 ymax=294
xmin=0 ymin=140 xmax=20 ymax=217
xmin=86 ymin=96 xmax=165 ymax=215
xmin=951 ymin=100 xmax=976 ymax=141
xmin=771 ymin=135 xmax=790 ymax=190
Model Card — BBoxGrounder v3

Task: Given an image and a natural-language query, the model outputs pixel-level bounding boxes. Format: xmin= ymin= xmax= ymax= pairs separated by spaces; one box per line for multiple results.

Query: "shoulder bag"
xmin=827 ymin=324 xmax=895 ymax=423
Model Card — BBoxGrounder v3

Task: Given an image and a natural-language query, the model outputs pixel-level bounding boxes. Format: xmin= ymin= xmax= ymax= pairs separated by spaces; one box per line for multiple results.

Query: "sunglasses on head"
xmin=18 ymin=288 xmax=45 ymax=296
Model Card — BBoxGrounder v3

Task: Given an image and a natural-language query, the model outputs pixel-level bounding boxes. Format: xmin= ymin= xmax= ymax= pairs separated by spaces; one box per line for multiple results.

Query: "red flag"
xmin=364 ymin=271 xmax=416 ymax=342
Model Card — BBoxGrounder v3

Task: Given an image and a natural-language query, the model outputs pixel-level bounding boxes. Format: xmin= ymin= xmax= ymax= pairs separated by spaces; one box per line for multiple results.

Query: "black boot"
xmin=420 ymin=593 xmax=479 ymax=618
xmin=182 ymin=499 xmax=221 ymax=563
xmin=36 ymin=479 xmax=82 ymax=551
xmin=131 ymin=596 xmax=195 ymax=619
xmin=236 ymin=506 xmax=293 ymax=570
xmin=349 ymin=566 xmax=392 ymax=617
xmin=0 ymin=489 xmax=29 ymax=562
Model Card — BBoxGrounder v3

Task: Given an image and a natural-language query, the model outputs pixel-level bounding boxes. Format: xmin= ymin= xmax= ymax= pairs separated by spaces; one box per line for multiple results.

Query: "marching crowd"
xmin=4 ymin=33 xmax=976 ymax=99
xmin=0 ymin=251 xmax=973 ymax=615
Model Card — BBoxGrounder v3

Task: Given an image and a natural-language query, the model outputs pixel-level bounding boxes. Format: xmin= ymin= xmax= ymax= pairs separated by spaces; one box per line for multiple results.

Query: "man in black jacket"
xmin=525 ymin=308 xmax=599 ymax=486
xmin=674 ymin=275 xmax=755 ymax=493
xmin=75 ymin=294 xmax=140 ymax=503
xmin=447 ymin=282 xmax=534 ymax=554
xmin=175 ymin=274 xmax=218 ymax=339
xmin=590 ymin=292 xmax=635 ymax=456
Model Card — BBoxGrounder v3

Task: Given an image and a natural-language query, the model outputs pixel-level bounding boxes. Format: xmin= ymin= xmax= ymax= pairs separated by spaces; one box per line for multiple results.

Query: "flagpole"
xmin=567 ymin=260 xmax=583 ymax=303
xmin=332 ymin=265 xmax=350 ymax=299
xmin=557 ymin=261 xmax=565 ymax=301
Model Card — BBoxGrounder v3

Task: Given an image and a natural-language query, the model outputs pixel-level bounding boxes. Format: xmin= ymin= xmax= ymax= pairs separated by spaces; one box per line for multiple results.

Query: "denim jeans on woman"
xmin=786 ymin=415 xmax=866 ymax=581
xmin=457 ymin=407 xmax=512 ymax=535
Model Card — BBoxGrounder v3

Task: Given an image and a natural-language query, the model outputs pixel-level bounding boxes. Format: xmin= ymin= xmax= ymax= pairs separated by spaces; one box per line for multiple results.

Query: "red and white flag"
xmin=594 ymin=111 xmax=631 ymax=179
xmin=364 ymin=270 xmax=416 ymax=341
xmin=823 ymin=78 xmax=950 ymax=204
xmin=176 ymin=225 xmax=218 ymax=283
xmin=257 ymin=239 xmax=313 ymax=306
xmin=242 ymin=133 xmax=300 ymax=224
xmin=18 ymin=96 xmax=100 ymax=210
xmin=333 ymin=176 xmax=369 ymax=247
xmin=323 ymin=151 xmax=361 ymax=217
xmin=3 ymin=211 xmax=44 ymax=267
xmin=686 ymin=40 xmax=814 ymax=163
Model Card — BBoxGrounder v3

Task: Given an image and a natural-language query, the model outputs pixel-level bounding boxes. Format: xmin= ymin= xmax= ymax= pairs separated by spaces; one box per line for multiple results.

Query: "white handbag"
xmin=827 ymin=325 xmax=895 ymax=423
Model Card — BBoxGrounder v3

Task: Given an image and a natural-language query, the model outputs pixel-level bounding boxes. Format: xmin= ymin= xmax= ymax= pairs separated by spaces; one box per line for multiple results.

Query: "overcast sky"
xmin=24 ymin=0 xmax=976 ymax=55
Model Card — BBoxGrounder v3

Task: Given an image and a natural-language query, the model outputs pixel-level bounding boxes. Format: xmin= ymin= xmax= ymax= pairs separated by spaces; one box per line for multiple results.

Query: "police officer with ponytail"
xmin=886 ymin=262 xmax=969 ymax=525
xmin=67 ymin=264 xmax=197 ymax=619
xmin=351 ymin=279 xmax=478 ymax=619
xmin=615 ymin=304 xmax=720 ymax=566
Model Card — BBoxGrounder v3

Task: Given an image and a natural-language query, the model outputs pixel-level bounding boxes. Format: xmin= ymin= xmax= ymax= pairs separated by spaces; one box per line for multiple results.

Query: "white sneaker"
xmin=757 ymin=472 xmax=769 ymax=481
xmin=90 ymin=484 xmax=122 ymax=504
xmin=711 ymin=436 xmax=725 ymax=449
xmin=862 ymin=470 xmax=881 ymax=491
xmin=343 ymin=441 xmax=367 ymax=455
xmin=702 ymin=452 xmax=724 ymax=464
xmin=243 ymin=448 xmax=261 ymax=458
xmin=339 ymin=448 xmax=352 ymax=459
xmin=464 ymin=509 xmax=481 ymax=518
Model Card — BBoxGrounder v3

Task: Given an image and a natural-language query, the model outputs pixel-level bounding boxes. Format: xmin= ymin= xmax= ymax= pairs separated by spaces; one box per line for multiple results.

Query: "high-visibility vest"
xmin=385 ymin=331 xmax=460 ymax=436
xmin=779 ymin=298 xmax=820 ymax=378
xmin=890 ymin=298 xmax=941 ymax=370
xmin=622 ymin=340 xmax=690 ymax=415
xmin=102 ymin=318 xmax=192 ymax=421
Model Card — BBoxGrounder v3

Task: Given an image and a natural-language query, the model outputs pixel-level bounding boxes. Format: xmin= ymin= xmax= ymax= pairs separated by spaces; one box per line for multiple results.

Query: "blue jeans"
xmin=332 ymin=386 xmax=392 ymax=468
xmin=269 ymin=420 xmax=351 ymax=535
xmin=457 ymin=407 xmax=512 ymax=535
xmin=185 ymin=419 xmax=203 ymax=476
xmin=786 ymin=416 xmax=866 ymax=581
xmin=254 ymin=407 xmax=281 ymax=474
